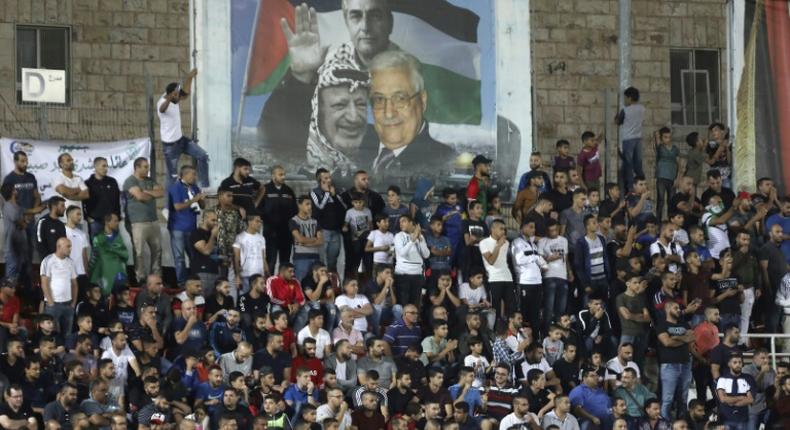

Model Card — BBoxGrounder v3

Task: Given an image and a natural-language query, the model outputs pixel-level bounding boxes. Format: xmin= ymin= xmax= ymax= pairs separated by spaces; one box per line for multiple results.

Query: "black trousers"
xmin=264 ymin=225 xmax=293 ymax=272
xmin=517 ymin=283 xmax=543 ymax=336
xmin=394 ymin=274 xmax=425 ymax=308
xmin=489 ymin=281 xmax=517 ymax=323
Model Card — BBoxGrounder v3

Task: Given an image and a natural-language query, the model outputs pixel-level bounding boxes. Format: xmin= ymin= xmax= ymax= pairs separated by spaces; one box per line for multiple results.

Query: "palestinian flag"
xmin=243 ymin=0 xmax=482 ymax=125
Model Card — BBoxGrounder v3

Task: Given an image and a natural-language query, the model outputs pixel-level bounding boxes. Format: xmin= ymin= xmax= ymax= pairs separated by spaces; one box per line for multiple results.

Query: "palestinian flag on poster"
xmin=243 ymin=0 xmax=482 ymax=125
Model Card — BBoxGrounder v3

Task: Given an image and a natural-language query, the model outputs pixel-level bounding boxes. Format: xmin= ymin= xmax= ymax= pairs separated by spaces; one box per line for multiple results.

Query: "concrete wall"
xmin=530 ymin=0 xmax=727 ymax=184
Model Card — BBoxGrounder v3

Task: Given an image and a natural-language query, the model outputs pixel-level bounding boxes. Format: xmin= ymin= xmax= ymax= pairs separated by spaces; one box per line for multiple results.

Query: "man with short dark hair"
xmin=220 ymin=158 xmax=262 ymax=215
xmin=258 ymin=165 xmax=298 ymax=272
xmin=0 ymin=384 xmax=37 ymax=430
xmin=716 ymin=354 xmax=754 ymax=429
xmin=123 ymin=157 xmax=164 ymax=282
xmin=309 ymin=169 xmax=345 ymax=274
xmin=84 ymin=157 xmax=121 ymax=237
xmin=569 ymin=368 xmax=611 ymax=429
xmin=43 ymin=383 xmax=88 ymax=430
xmin=656 ymin=301 xmax=694 ymax=419
xmin=3 ymin=150 xmax=45 ymax=261
xmin=168 ymin=165 xmax=206 ymax=287
xmin=52 ymin=153 xmax=89 ymax=212
xmin=36 ymin=196 xmax=67 ymax=258
xmin=80 ymin=379 xmax=120 ymax=429
xmin=211 ymin=388 xmax=253 ymax=430
xmin=41 ymin=237 xmax=78 ymax=339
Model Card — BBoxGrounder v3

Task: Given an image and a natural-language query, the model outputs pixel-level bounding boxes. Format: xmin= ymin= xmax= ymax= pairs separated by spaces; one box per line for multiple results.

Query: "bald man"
xmin=40 ymin=237 xmax=78 ymax=340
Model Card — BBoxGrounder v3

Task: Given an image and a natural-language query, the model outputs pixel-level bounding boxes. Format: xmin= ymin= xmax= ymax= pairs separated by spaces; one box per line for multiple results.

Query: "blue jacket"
xmin=573 ymin=234 xmax=611 ymax=285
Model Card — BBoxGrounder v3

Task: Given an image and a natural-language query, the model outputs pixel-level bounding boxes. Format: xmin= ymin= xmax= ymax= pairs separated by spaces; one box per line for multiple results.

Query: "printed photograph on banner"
xmin=0 ymin=138 xmax=151 ymax=200
xmin=231 ymin=0 xmax=498 ymax=191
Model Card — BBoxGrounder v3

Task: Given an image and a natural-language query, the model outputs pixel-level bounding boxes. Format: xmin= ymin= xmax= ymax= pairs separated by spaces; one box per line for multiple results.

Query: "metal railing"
xmin=737 ymin=333 xmax=790 ymax=369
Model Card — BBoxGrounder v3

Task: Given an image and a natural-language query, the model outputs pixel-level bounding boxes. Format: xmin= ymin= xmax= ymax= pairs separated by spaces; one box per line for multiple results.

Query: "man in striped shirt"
xmin=486 ymin=363 xmax=520 ymax=422
xmin=383 ymin=304 xmax=421 ymax=356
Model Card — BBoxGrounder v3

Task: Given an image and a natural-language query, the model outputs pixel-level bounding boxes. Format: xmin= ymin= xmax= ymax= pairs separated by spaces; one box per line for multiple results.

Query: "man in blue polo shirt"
xmin=383 ymin=304 xmax=421 ymax=356
xmin=167 ymin=165 xmax=206 ymax=287
xmin=569 ymin=367 xmax=612 ymax=430
xmin=716 ymin=354 xmax=754 ymax=430
xmin=284 ymin=367 xmax=320 ymax=418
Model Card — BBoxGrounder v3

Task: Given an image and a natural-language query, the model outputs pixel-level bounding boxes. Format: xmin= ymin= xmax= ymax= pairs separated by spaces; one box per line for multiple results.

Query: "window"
xmin=15 ymin=25 xmax=71 ymax=105
xmin=670 ymin=49 xmax=720 ymax=126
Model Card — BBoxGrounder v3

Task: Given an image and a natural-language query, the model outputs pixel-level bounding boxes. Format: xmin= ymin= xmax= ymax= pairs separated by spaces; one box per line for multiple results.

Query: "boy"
xmin=29 ymin=313 xmax=65 ymax=355
xmin=365 ymin=214 xmax=394 ymax=269
xmin=233 ymin=213 xmax=268 ymax=298
xmin=290 ymin=196 xmax=323 ymax=281
xmin=458 ymin=267 xmax=495 ymax=330
xmin=584 ymin=189 xmax=601 ymax=217
xmin=65 ymin=314 xmax=99 ymax=354
xmin=425 ymin=215 xmax=452 ymax=276
xmin=463 ymin=337 xmax=490 ymax=388
xmin=434 ymin=188 xmax=464 ymax=267
xmin=669 ymin=212 xmax=689 ymax=247
xmin=684 ymin=132 xmax=707 ymax=188
xmin=485 ymin=194 xmax=504 ymax=229
xmin=577 ymin=131 xmax=602 ymax=191
xmin=383 ymin=185 xmax=408 ymax=234
xmin=615 ymin=86 xmax=645 ymax=192
xmin=654 ymin=127 xmax=681 ymax=220
xmin=600 ymin=183 xmax=627 ymax=226
xmin=462 ymin=201 xmax=488 ymax=277
xmin=553 ymin=140 xmax=576 ymax=173
xmin=343 ymin=192 xmax=373 ymax=277
xmin=538 ymin=220 xmax=571 ymax=332
xmin=112 ymin=287 xmax=136 ymax=329
xmin=542 ymin=325 xmax=565 ymax=366
xmin=216 ymin=187 xmax=245 ymax=277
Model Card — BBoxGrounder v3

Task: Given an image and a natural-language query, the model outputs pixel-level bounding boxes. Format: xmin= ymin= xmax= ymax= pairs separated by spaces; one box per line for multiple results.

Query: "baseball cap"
xmin=472 ymin=154 xmax=492 ymax=167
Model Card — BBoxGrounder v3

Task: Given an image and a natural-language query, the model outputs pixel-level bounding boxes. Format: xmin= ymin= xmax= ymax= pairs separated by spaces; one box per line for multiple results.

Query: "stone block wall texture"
xmin=530 ymin=0 xmax=727 ymax=186
xmin=0 ymin=0 xmax=190 ymax=162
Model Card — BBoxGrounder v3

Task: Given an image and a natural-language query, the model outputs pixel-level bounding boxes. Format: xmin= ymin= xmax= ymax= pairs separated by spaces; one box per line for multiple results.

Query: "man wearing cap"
xmin=157 ymin=68 xmax=209 ymax=188
xmin=467 ymin=155 xmax=493 ymax=215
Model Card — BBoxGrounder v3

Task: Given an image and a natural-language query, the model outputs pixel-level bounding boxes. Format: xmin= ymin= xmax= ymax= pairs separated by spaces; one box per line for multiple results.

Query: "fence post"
xmin=771 ymin=335 xmax=777 ymax=370
xmin=39 ymin=104 xmax=49 ymax=141
xmin=145 ymin=73 xmax=156 ymax=179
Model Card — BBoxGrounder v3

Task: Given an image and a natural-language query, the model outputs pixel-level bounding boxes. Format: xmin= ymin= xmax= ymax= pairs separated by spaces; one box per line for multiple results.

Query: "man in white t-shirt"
xmin=334 ymin=279 xmax=373 ymax=334
xmin=157 ymin=68 xmax=209 ymax=188
xmin=232 ymin=213 xmax=268 ymax=299
xmin=51 ymin=153 xmax=89 ymax=211
xmin=499 ymin=395 xmax=540 ymax=430
xmin=479 ymin=219 xmax=513 ymax=321
xmin=101 ymin=331 xmax=139 ymax=400
xmin=538 ymin=219 xmax=570 ymax=333
xmin=701 ymin=194 xmax=739 ymax=259
xmin=40 ymin=237 xmax=78 ymax=339
xmin=297 ymin=309 xmax=332 ymax=359
xmin=64 ymin=206 xmax=89 ymax=293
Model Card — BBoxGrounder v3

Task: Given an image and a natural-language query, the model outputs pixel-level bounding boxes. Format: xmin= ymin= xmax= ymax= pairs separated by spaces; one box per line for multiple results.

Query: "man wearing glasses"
xmin=362 ymin=50 xmax=457 ymax=176
xmin=486 ymin=363 xmax=521 ymax=422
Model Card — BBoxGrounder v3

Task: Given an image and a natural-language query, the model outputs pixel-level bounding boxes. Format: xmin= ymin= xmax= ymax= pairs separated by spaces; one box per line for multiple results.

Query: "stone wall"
xmin=530 ymin=0 xmax=727 ymax=185
xmin=0 ymin=0 xmax=191 ymax=144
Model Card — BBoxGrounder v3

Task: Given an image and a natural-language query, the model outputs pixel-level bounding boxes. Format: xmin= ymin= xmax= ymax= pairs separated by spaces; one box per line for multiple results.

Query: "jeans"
xmin=88 ymin=220 xmax=104 ymax=239
xmin=620 ymin=333 xmax=648 ymax=373
xmin=660 ymin=361 xmax=692 ymax=419
xmin=163 ymin=136 xmax=209 ymax=188
xmin=783 ymin=315 xmax=790 ymax=354
xmin=370 ymin=303 xmax=403 ymax=335
xmin=722 ymin=421 xmax=748 ymax=430
xmin=517 ymin=283 xmax=542 ymax=336
xmin=197 ymin=272 xmax=219 ymax=297
xmin=293 ymin=255 xmax=320 ymax=284
xmin=656 ymin=177 xmax=674 ymax=221
xmin=304 ymin=301 xmax=339 ymax=332
xmin=45 ymin=302 xmax=75 ymax=342
xmin=748 ymin=410 xmax=767 ymax=430
xmin=322 ymin=229 xmax=342 ymax=274
xmin=720 ymin=313 xmax=741 ymax=332
xmin=620 ymin=138 xmax=644 ymax=192
xmin=739 ymin=287 xmax=755 ymax=345
xmin=543 ymin=278 xmax=568 ymax=331
xmin=766 ymin=303 xmax=783 ymax=335
xmin=170 ymin=230 xmax=189 ymax=286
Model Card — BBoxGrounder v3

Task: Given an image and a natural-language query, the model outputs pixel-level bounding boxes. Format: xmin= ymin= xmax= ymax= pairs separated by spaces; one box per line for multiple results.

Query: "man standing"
xmin=123 ymin=157 xmax=164 ymax=283
xmin=340 ymin=170 xmax=385 ymax=217
xmin=40 ymin=237 xmax=78 ymax=340
xmin=764 ymin=196 xmax=790 ymax=263
xmin=64 ymin=206 xmax=90 ymax=295
xmin=393 ymin=216 xmax=429 ymax=307
xmin=36 ymin=196 xmax=66 ymax=258
xmin=219 ymin=158 xmax=262 ymax=215
xmin=190 ymin=209 xmax=220 ymax=296
xmin=649 ymin=223 xmax=685 ymax=273
xmin=574 ymin=215 xmax=610 ymax=303
xmin=615 ymin=86 xmax=645 ymax=192
xmin=290 ymin=196 xmax=323 ymax=282
xmin=1 ymin=184 xmax=30 ymax=285
xmin=3 ymin=151 xmax=45 ymax=268
xmin=656 ymin=301 xmax=694 ymax=419
xmin=716 ymin=354 xmax=754 ymax=430
xmin=83 ymin=157 xmax=121 ymax=238
xmin=258 ymin=165 xmax=298 ymax=272
xmin=742 ymin=348 xmax=774 ymax=430
xmin=167 ymin=165 xmax=206 ymax=287
xmin=158 ymin=68 xmax=209 ymax=188
xmin=310 ymin=169 xmax=346 ymax=274
xmin=232 ymin=213 xmax=268 ymax=298
xmin=467 ymin=155 xmax=492 ymax=215
xmin=482 ymin=219 xmax=515 ymax=323
xmin=760 ymin=224 xmax=786 ymax=333
xmin=517 ymin=151 xmax=552 ymax=193
xmin=51 ymin=153 xmax=89 ymax=211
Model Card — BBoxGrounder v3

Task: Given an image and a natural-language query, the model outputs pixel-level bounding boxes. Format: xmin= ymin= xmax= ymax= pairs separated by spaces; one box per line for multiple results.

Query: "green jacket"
xmin=89 ymin=231 xmax=128 ymax=295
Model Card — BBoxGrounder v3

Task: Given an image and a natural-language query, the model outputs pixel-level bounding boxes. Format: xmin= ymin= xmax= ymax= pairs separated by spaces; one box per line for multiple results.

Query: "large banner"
xmin=732 ymin=0 xmax=790 ymax=193
xmin=0 ymin=137 xmax=151 ymax=200
xmin=232 ymin=0 xmax=499 ymax=191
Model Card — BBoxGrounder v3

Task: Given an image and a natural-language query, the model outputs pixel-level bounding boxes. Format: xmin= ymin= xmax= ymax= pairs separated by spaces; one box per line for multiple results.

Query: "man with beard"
xmin=83 ymin=157 xmax=121 ymax=237
xmin=43 ymin=383 xmax=89 ymax=430
xmin=716 ymin=354 xmax=754 ymax=429
xmin=669 ymin=176 xmax=703 ymax=230
xmin=467 ymin=155 xmax=493 ymax=215
xmin=759 ymin=224 xmax=787 ymax=333
xmin=518 ymin=151 xmax=552 ymax=193
xmin=51 ymin=153 xmax=89 ymax=212
xmin=260 ymin=0 xmax=394 ymax=159
xmin=219 ymin=158 xmax=262 ymax=216
xmin=36 ymin=197 xmax=66 ymax=258
xmin=158 ymin=68 xmax=209 ymax=188
xmin=323 ymin=339 xmax=358 ymax=395
xmin=211 ymin=388 xmax=253 ymax=430
xmin=258 ymin=166 xmax=298 ymax=271
xmin=309 ymin=169 xmax=346 ymax=274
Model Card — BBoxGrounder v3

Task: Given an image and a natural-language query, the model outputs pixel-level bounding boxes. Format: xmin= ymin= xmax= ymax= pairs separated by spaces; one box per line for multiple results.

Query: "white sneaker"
xmin=161 ymin=208 xmax=169 ymax=221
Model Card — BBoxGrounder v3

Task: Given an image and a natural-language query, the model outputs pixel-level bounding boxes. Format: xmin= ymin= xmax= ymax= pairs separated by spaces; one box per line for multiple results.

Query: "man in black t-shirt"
xmin=238 ymin=274 xmax=270 ymax=331
xmin=0 ymin=384 xmax=37 ymax=430
xmin=219 ymin=158 xmax=262 ymax=215
xmin=708 ymin=325 xmax=741 ymax=382
xmin=670 ymin=176 xmax=702 ymax=229
xmin=655 ymin=301 xmax=694 ymax=419
xmin=543 ymin=170 xmax=573 ymax=218
xmin=462 ymin=201 xmax=488 ymax=274
xmin=253 ymin=332 xmax=291 ymax=386
xmin=190 ymin=210 xmax=220 ymax=296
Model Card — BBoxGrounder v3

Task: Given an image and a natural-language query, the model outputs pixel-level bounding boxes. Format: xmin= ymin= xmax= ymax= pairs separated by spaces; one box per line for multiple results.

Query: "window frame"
xmin=669 ymin=48 xmax=722 ymax=127
xmin=15 ymin=24 xmax=72 ymax=106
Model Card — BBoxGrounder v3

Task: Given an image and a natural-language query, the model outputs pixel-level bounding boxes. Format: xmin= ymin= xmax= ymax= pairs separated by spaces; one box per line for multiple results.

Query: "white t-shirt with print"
xmin=232 ymin=231 xmax=266 ymax=277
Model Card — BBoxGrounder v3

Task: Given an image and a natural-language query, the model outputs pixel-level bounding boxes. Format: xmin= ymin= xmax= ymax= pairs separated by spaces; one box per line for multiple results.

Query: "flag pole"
xmin=236 ymin=0 xmax=265 ymax=142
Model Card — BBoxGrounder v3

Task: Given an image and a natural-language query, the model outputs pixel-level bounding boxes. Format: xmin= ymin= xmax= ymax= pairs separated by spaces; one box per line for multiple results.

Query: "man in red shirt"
xmin=0 ymin=278 xmax=25 ymax=346
xmin=266 ymin=263 xmax=306 ymax=327
xmin=691 ymin=306 xmax=721 ymax=405
xmin=466 ymin=155 xmax=492 ymax=215
xmin=291 ymin=337 xmax=324 ymax=386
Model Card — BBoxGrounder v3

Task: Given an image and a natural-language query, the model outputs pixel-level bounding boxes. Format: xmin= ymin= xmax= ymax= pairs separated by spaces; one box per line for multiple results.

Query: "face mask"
xmin=709 ymin=203 xmax=724 ymax=215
